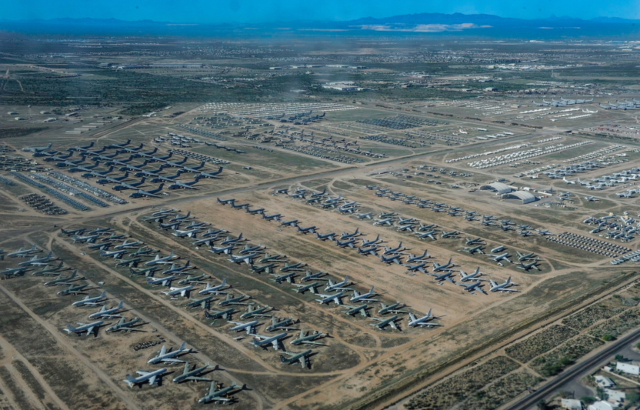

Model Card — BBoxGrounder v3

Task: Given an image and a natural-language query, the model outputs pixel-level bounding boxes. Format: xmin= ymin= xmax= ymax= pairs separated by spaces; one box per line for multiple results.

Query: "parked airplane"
xmin=148 ymin=342 xmax=191 ymax=364
xmin=63 ymin=320 xmax=105 ymax=337
xmin=123 ymin=368 xmax=167 ymax=388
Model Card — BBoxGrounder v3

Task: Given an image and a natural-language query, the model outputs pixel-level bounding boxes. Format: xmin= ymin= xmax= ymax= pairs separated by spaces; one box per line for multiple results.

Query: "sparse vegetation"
xmin=505 ymin=325 xmax=578 ymax=363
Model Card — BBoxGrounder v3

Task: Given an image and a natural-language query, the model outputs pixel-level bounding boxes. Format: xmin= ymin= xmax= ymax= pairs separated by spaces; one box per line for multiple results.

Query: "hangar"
xmin=479 ymin=182 xmax=513 ymax=195
xmin=501 ymin=191 xmax=537 ymax=204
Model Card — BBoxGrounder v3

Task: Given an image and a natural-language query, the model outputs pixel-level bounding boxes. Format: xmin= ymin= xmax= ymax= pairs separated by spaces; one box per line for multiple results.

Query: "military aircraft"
xmin=205 ymin=308 xmax=236 ymax=323
xmin=489 ymin=277 xmax=519 ymax=292
xmin=147 ymin=276 xmax=176 ymax=287
xmin=167 ymin=176 xmax=202 ymax=190
xmin=32 ymin=261 xmax=66 ymax=276
xmin=43 ymin=270 xmax=82 ymax=286
xmin=429 ymin=271 xmax=456 ymax=285
xmin=1 ymin=266 xmax=30 ymax=278
xmin=280 ymin=350 xmax=314 ymax=369
xmin=144 ymin=251 xmax=177 ymax=266
xmin=18 ymin=252 xmax=56 ymax=267
xmin=373 ymin=218 xmax=393 ymax=226
xmin=198 ymin=279 xmax=229 ymax=295
xmin=370 ymin=315 xmax=401 ymax=331
xmin=172 ymin=362 xmax=213 ymax=383
xmin=58 ymin=284 xmax=89 ymax=296
xmin=516 ymin=251 xmax=538 ymax=261
xmin=297 ymin=225 xmax=317 ymax=234
xmin=218 ymin=293 xmax=251 ymax=306
xmin=112 ymin=177 xmax=146 ymax=191
xmin=162 ymin=285 xmax=194 ymax=299
xmin=216 ymin=198 xmax=235 ymax=205
xmin=518 ymin=260 xmax=540 ymax=271
xmin=315 ymin=232 xmax=336 ymax=241
xmin=279 ymin=219 xmax=299 ymax=228
xmin=198 ymin=380 xmax=243 ymax=404
xmin=240 ymin=304 xmax=273 ymax=319
xmin=342 ymin=304 xmax=370 ymax=317
xmin=89 ymin=301 xmax=125 ymax=319
xmin=129 ymin=184 xmax=164 ymax=198
xmin=148 ymin=342 xmax=191 ymax=364
xmin=177 ymin=274 xmax=209 ymax=286
xmin=416 ymin=230 xmax=437 ymax=240
xmin=198 ymin=167 xmax=224 ymax=179
xmin=316 ymin=291 xmax=345 ymax=305
xmin=60 ymin=227 xmax=86 ymax=236
xmin=129 ymin=265 xmax=158 ymax=277
xmin=432 ymin=258 xmax=454 ymax=273
xmin=378 ymin=302 xmax=408 ymax=315
xmin=487 ymin=252 xmax=512 ymax=265
xmin=64 ymin=320 xmax=106 ymax=337
xmin=407 ymin=309 xmax=440 ymax=328
xmin=185 ymin=296 xmax=215 ymax=310
xmin=250 ymin=332 xmax=288 ymax=350
xmin=265 ymin=316 xmax=299 ymax=332
xmin=301 ymin=271 xmax=327 ymax=282
xmin=209 ymin=244 xmax=235 ymax=255
xmin=460 ymin=245 xmax=484 ymax=255
xmin=325 ymin=276 xmax=352 ymax=292
xmin=72 ymin=290 xmax=107 ymax=306
xmin=7 ymin=244 xmax=41 ymax=258
xmin=220 ymin=233 xmax=244 ymax=246
xmin=279 ymin=262 xmax=306 ymax=272
xmin=361 ymin=235 xmax=382 ymax=247
xmin=262 ymin=213 xmax=281 ymax=222
xmin=405 ymin=250 xmax=430 ymax=264
xmin=292 ymin=281 xmax=321 ymax=294
xmin=123 ymin=368 xmax=167 ymax=388
xmin=404 ymin=262 xmax=428 ymax=274
xmin=459 ymin=267 xmax=486 ymax=282
xmin=106 ymin=317 xmax=144 ymax=333
xmin=99 ymin=248 xmax=127 ymax=259
xmin=290 ymin=329 xmax=328 ymax=346
xmin=228 ymin=320 xmax=260 ymax=335
xmin=350 ymin=287 xmax=378 ymax=303
xmin=440 ymin=230 xmax=459 ymax=239
xmin=458 ymin=281 xmax=488 ymax=295
xmin=271 ymin=272 xmax=297 ymax=284
xmin=354 ymin=212 xmax=373 ymax=220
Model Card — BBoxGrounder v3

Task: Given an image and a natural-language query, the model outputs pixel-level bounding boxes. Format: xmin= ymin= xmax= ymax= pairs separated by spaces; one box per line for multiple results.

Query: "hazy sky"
xmin=6 ymin=0 xmax=640 ymax=22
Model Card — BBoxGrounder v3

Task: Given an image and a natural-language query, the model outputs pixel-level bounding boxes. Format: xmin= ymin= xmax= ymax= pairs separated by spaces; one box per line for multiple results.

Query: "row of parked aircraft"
xmin=531 ymin=97 xmax=594 ymax=107
xmin=23 ymin=140 xmax=223 ymax=198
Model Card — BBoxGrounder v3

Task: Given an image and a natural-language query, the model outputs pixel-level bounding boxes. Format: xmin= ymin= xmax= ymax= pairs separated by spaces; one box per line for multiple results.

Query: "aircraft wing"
xmin=301 ymin=356 xmax=308 ymax=369
xmin=301 ymin=341 xmax=325 ymax=346
xmin=185 ymin=376 xmax=211 ymax=382
xmin=86 ymin=326 xmax=96 ymax=335
xmin=148 ymin=375 xmax=157 ymax=385
xmin=271 ymin=339 xmax=281 ymax=350
xmin=161 ymin=358 xmax=185 ymax=363
xmin=136 ymin=370 xmax=152 ymax=376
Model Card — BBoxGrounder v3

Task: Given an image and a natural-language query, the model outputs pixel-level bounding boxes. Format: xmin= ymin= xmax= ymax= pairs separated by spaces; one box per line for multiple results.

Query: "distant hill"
xmin=1 ymin=13 xmax=639 ymax=38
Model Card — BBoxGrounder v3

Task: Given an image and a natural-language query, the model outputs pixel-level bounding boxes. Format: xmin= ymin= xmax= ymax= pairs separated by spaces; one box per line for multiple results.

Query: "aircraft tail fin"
xmin=280 ymin=355 xmax=287 ymax=363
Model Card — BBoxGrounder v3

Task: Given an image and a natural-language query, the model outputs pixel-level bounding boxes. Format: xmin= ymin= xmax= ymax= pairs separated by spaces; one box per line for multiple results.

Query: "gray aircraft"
xmin=516 ymin=251 xmax=537 ymax=261
xmin=146 ymin=275 xmax=176 ymax=287
xmin=162 ymin=285 xmax=194 ymax=299
xmin=7 ymin=244 xmax=41 ymax=258
xmin=178 ymin=274 xmax=209 ymax=285
xmin=325 ymin=276 xmax=352 ymax=292
xmin=518 ymin=260 xmax=540 ymax=271
xmin=416 ymin=230 xmax=437 ymax=240
xmin=227 ymin=252 xmax=258 ymax=265
xmin=209 ymin=244 xmax=235 ymax=255
xmin=279 ymin=219 xmax=299 ymax=227
xmin=262 ymin=213 xmax=282 ymax=222
xmin=361 ymin=235 xmax=382 ymax=247
xmin=161 ymin=262 xmax=192 ymax=276
xmin=89 ymin=301 xmax=125 ymax=319
xmin=185 ymin=295 xmax=216 ymax=310
xmin=405 ymin=250 xmax=430 ymax=263
xmin=280 ymin=262 xmax=306 ymax=272
xmin=459 ymin=267 xmax=486 ymax=282
xmin=172 ymin=362 xmax=213 ymax=383
xmin=292 ymin=282 xmax=321 ymax=294
xmin=106 ymin=317 xmax=144 ymax=333
xmin=271 ymin=272 xmax=297 ymax=284
xmin=350 ymin=287 xmax=378 ymax=303
xmin=198 ymin=279 xmax=229 ymax=295
xmin=440 ymin=230 xmax=459 ymax=239
xmin=129 ymin=183 xmax=164 ymax=199
xmin=407 ymin=309 xmax=440 ymax=328
xmin=72 ymin=290 xmax=107 ymax=306
xmin=301 ymin=271 xmax=327 ymax=282
xmin=487 ymin=252 xmax=512 ymax=265
xmin=18 ymin=252 xmax=56 ymax=267
xmin=373 ymin=218 xmax=393 ymax=226
xmin=32 ymin=261 xmax=65 ymax=276
xmin=458 ymin=281 xmax=488 ymax=295
xmin=429 ymin=271 xmax=456 ymax=285
xmin=144 ymin=251 xmax=177 ymax=266
xmin=404 ymin=262 xmax=428 ymax=274
xmin=129 ymin=266 xmax=159 ymax=277
xmin=250 ymin=263 xmax=276 ymax=274
xmin=172 ymin=227 xmax=201 ymax=238
xmin=461 ymin=245 xmax=484 ymax=255
xmin=432 ymin=258 xmax=454 ymax=273
xmin=218 ymin=293 xmax=251 ymax=306
xmin=228 ymin=320 xmax=260 ymax=335
xmin=1 ymin=266 xmax=30 ymax=278
xmin=297 ymin=225 xmax=317 ymax=234
xmin=378 ymin=302 xmax=407 ymax=315
xmin=58 ymin=284 xmax=89 ymax=296
xmin=99 ymin=248 xmax=127 ymax=259
xmin=315 ymin=291 xmax=344 ymax=305
xmin=239 ymin=304 xmax=272 ymax=319
xmin=198 ymin=380 xmax=242 ymax=404
xmin=370 ymin=315 xmax=401 ymax=331
xmin=489 ymin=277 xmax=519 ymax=293
xmin=204 ymin=308 xmax=236 ymax=323
xmin=148 ymin=342 xmax=191 ymax=364
xmin=265 ymin=316 xmax=299 ymax=332
xmin=250 ymin=332 xmax=288 ymax=350
xmin=342 ymin=304 xmax=370 ymax=317
xmin=354 ymin=212 xmax=373 ymax=220
xmin=290 ymin=329 xmax=328 ymax=346
xmin=123 ymin=368 xmax=167 ymax=388
xmin=64 ymin=320 xmax=105 ymax=337
xmin=280 ymin=350 xmax=313 ymax=369
xmin=43 ymin=270 xmax=82 ymax=286
xmin=220 ymin=233 xmax=244 ymax=246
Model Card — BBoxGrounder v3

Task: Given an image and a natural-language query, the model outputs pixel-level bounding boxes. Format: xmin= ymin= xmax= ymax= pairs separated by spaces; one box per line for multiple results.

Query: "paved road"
xmin=505 ymin=328 xmax=640 ymax=409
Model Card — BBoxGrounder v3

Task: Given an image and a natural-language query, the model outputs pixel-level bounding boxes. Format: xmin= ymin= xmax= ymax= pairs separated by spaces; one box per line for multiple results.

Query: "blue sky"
xmin=6 ymin=0 xmax=640 ymax=23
